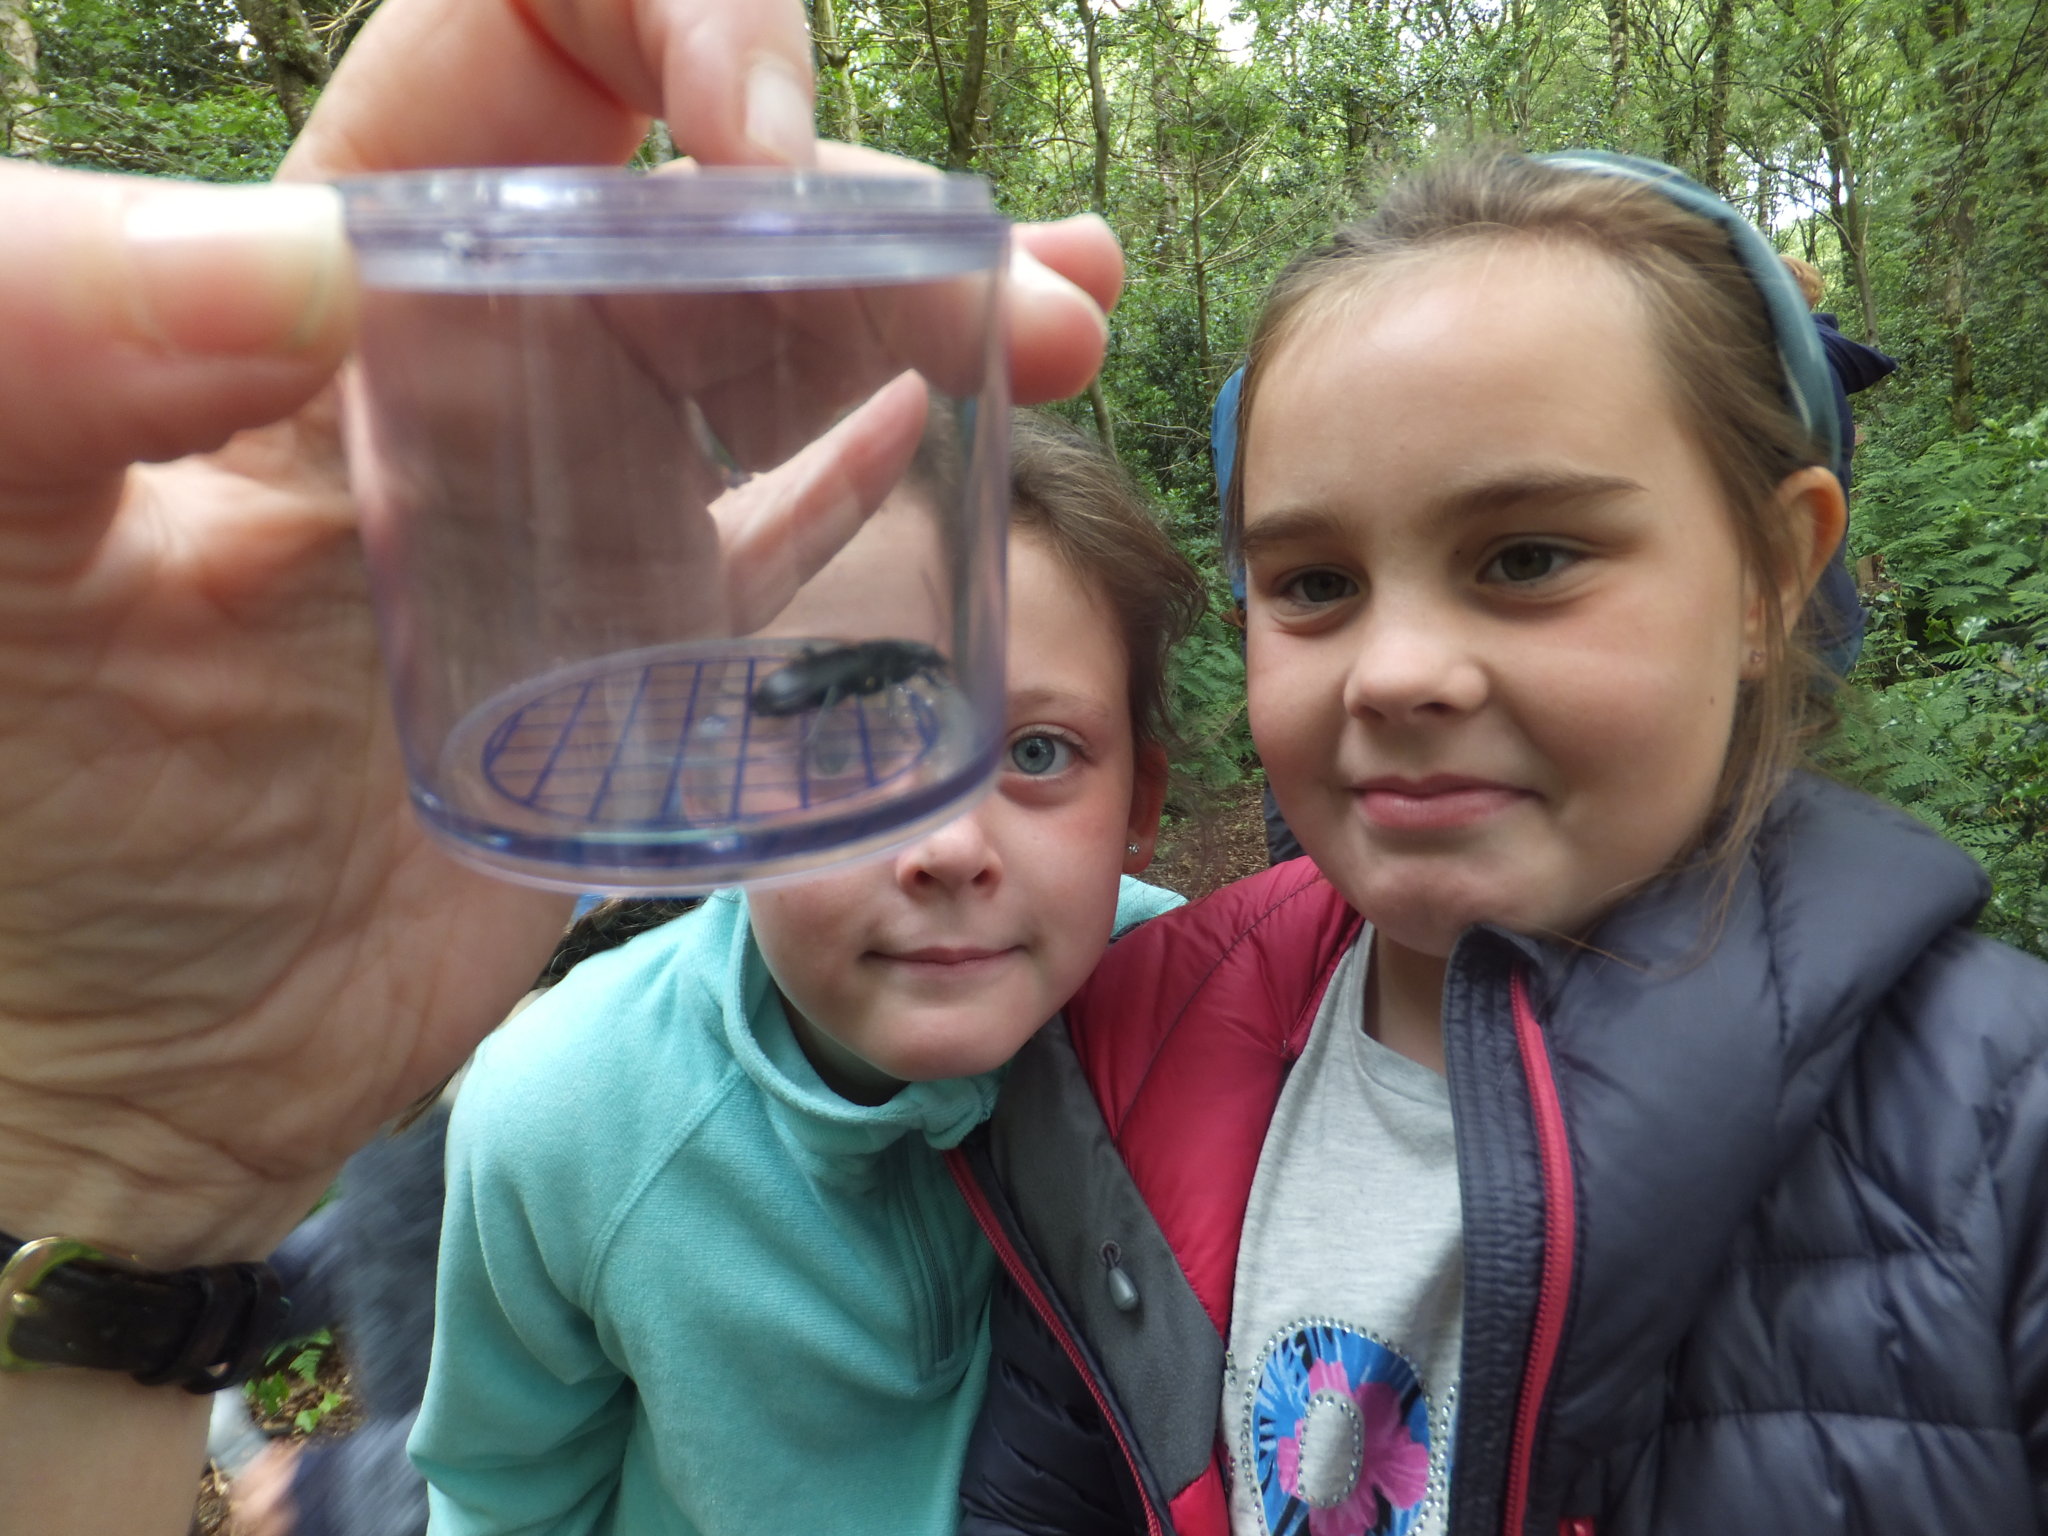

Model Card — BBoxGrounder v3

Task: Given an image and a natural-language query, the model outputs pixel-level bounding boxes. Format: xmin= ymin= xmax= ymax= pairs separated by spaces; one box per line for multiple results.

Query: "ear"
xmin=1123 ymin=742 xmax=1170 ymax=874
xmin=1744 ymin=465 xmax=1848 ymax=675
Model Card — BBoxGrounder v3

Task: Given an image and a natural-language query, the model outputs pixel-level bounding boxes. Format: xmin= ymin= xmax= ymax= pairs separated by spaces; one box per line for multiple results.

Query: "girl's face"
xmin=1242 ymin=244 xmax=1770 ymax=956
xmin=748 ymin=531 xmax=1164 ymax=1100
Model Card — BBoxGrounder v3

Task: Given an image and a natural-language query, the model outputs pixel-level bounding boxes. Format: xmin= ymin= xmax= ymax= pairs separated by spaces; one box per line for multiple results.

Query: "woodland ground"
xmin=199 ymin=1340 xmax=359 ymax=1535
xmin=1151 ymin=774 xmax=1276 ymax=900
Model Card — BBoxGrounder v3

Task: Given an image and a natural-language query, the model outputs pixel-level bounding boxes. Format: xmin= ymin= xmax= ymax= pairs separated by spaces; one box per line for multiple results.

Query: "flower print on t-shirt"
xmin=1244 ymin=1320 xmax=1446 ymax=1536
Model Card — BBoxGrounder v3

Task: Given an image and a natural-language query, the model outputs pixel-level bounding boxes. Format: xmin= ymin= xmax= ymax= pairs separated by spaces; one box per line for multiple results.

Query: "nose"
xmin=893 ymin=808 xmax=1001 ymax=895
xmin=1342 ymin=597 xmax=1490 ymax=723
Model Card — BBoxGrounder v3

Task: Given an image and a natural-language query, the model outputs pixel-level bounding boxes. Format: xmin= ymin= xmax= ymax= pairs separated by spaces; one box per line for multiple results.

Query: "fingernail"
xmin=1012 ymin=249 xmax=1107 ymax=340
xmin=744 ymin=56 xmax=817 ymax=167
xmin=123 ymin=183 xmax=349 ymax=356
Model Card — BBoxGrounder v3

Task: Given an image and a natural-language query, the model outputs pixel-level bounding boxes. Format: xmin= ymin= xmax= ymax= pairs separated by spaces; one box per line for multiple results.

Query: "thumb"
xmin=0 ymin=163 xmax=353 ymax=511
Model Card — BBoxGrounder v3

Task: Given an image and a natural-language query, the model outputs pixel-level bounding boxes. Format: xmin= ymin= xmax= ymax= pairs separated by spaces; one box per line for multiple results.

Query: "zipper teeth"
xmin=945 ymin=1150 xmax=1168 ymax=1536
xmin=1503 ymin=969 xmax=1577 ymax=1536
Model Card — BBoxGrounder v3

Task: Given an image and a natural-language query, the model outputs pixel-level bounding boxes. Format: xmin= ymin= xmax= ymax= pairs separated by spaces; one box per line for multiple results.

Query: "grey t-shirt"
xmin=1223 ymin=934 xmax=1464 ymax=1536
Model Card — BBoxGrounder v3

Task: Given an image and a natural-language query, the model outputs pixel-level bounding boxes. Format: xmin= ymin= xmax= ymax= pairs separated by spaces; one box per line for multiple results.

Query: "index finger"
xmin=281 ymin=0 xmax=818 ymax=181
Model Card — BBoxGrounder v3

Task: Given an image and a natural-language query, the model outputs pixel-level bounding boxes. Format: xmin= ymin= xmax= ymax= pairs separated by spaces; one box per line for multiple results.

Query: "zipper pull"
xmin=1560 ymin=1519 xmax=1596 ymax=1536
xmin=1099 ymin=1241 xmax=1140 ymax=1313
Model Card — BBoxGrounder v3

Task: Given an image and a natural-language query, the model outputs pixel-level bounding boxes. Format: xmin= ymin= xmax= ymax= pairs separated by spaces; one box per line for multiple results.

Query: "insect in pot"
xmin=750 ymin=640 xmax=949 ymax=718
xmin=750 ymin=640 xmax=950 ymax=783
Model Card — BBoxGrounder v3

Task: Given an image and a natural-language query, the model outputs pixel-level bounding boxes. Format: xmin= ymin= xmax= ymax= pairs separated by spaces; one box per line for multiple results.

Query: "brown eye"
xmin=1286 ymin=569 xmax=1356 ymax=605
xmin=1486 ymin=543 xmax=1575 ymax=585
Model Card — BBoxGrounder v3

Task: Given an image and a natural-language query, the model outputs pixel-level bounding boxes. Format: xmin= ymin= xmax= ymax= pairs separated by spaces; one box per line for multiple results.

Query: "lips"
xmin=870 ymin=945 xmax=1023 ymax=982
xmin=883 ymin=945 xmax=1013 ymax=965
xmin=1352 ymin=775 xmax=1532 ymax=832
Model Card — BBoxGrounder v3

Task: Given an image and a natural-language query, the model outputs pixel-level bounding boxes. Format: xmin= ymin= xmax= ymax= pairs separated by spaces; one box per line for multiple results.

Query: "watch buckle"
xmin=0 ymin=1236 xmax=143 ymax=1372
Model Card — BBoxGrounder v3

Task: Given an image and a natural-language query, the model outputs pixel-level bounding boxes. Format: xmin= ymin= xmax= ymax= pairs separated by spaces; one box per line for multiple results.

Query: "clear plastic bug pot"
xmin=338 ymin=169 xmax=1010 ymax=891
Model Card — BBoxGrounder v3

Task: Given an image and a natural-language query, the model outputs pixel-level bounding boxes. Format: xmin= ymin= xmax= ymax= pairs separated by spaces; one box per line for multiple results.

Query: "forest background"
xmin=4 ymin=0 xmax=2044 ymax=955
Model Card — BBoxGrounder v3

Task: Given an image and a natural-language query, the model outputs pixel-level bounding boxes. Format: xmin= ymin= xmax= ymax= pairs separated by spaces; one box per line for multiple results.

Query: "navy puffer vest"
xmin=955 ymin=775 xmax=2048 ymax=1535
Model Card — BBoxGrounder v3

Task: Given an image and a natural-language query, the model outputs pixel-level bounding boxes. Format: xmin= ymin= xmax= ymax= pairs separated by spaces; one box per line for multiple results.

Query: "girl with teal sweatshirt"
xmin=410 ymin=413 xmax=1206 ymax=1536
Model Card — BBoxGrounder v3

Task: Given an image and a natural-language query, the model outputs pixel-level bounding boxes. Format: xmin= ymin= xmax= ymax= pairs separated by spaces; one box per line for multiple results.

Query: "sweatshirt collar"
xmin=707 ymin=891 xmax=1001 ymax=1174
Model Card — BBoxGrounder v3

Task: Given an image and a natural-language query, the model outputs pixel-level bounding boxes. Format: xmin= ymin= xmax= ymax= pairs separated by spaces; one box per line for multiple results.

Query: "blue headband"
xmin=1534 ymin=150 xmax=1844 ymax=476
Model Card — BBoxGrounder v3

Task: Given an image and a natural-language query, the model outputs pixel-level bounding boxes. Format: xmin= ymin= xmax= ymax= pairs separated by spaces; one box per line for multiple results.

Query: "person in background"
xmin=220 ymin=899 xmax=704 ymax=1536
xmin=1780 ymin=253 xmax=1898 ymax=673
xmin=222 ymin=1109 xmax=452 ymax=1536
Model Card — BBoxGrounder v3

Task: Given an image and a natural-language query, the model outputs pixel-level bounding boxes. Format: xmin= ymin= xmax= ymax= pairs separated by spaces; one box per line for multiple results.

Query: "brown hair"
xmin=1781 ymin=254 xmax=1826 ymax=310
xmin=1008 ymin=409 xmax=1207 ymax=753
xmin=1225 ymin=149 xmax=1833 ymax=884
xmin=501 ymin=415 xmax=1202 ymax=1020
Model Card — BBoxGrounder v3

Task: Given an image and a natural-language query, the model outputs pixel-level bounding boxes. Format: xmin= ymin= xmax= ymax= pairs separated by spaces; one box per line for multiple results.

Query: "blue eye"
xmin=1485 ymin=543 xmax=1578 ymax=584
xmin=1008 ymin=732 xmax=1075 ymax=776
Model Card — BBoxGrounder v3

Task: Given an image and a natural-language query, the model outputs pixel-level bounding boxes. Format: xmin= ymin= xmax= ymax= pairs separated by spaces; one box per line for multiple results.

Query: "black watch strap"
xmin=0 ymin=1230 xmax=292 ymax=1392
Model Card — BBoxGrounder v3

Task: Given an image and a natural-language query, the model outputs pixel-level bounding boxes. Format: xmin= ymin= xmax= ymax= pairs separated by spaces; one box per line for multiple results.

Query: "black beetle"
xmin=749 ymin=639 xmax=949 ymax=718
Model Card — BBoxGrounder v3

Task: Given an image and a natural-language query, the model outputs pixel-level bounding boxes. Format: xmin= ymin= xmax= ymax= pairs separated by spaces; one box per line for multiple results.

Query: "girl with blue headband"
xmin=953 ymin=150 xmax=2048 ymax=1536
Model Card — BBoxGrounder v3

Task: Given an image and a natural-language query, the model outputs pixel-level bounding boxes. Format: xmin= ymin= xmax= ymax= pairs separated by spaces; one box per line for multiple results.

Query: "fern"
xmin=1829 ymin=409 xmax=2048 ymax=959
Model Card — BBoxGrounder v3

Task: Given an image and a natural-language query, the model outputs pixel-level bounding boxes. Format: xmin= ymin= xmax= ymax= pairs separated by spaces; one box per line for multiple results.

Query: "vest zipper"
xmin=944 ymin=1149 xmax=1168 ymax=1536
xmin=1502 ymin=969 xmax=1578 ymax=1536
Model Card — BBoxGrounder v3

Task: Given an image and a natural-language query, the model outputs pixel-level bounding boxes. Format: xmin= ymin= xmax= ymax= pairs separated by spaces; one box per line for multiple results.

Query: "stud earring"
xmin=1127 ymin=842 xmax=1141 ymax=855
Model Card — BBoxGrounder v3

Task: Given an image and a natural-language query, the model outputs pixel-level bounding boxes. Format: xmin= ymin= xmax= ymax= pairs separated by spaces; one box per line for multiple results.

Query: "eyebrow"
xmin=1235 ymin=506 xmax=1354 ymax=564
xmin=1008 ymin=685 xmax=1116 ymax=728
xmin=1238 ymin=469 xmax=1644 ymax=561
xmin=1428 ymin=468 xmax=1643 ymax=520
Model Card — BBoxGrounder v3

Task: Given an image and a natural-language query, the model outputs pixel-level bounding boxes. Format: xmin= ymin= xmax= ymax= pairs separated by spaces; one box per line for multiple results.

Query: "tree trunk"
xmin=235 ymin=0 xmax=329 ymax=137
xmin=1502 ymin=0 xmax=1535 ymax=137
xmin=810 ymin=0 xmax=860 ymax=143
xmin=1076 ymin=0 xmax=1117 ymax=455
xmin=1940 ymin=233 xmax=1975 ymax=431
xmin=1601 ymin=0 xmax=1631 ymax=130
xmin=1086 ymin=378 xmax=1118 ymax=455
xmin=1923 ymin=0 xmax=1981 ymax=430
xmin=1077 ymin=0 xmax=1111 ymax=216
xmin=924 ymin=0 xmax=991 ymax=170
xmin=1189 ymin=154 xmax=1212 ymax=383
xmin=1151 ymin=2 xmax=1211 ymax=380
xmin=1702 ymin=0 xmax=1736 ymax=193
xmin=0 ymin=0 xmax=34 ymax=153
xmin=1341 ymin=0 xmax=1381 ymax=191
xmin=0 ymin=0 xmax=35 ymax=153
xmin=1812 ymin=59 xmax=1880 ymax=342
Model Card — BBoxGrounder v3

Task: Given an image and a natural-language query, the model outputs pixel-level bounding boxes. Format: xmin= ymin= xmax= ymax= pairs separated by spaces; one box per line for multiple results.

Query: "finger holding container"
xmin=0 ymin=1 xmax=1120 ymax=1528
xmin=0 ymin=0 xmax=1116 ymax=1276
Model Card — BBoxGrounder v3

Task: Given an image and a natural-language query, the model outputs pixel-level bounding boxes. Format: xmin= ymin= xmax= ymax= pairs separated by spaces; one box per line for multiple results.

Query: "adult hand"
xmin=226 ymin=1442 xmax=302 ymax=1536
xmin=0 ymin=0 xmax=1122 ymax=1277
xmin=0 ymin=3 xmax=1119 ymax=1528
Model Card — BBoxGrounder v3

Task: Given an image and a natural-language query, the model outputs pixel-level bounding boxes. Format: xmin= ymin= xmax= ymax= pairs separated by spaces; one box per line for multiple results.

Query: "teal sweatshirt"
xmin=411 ymin=878 xmax=1182 ymax=1536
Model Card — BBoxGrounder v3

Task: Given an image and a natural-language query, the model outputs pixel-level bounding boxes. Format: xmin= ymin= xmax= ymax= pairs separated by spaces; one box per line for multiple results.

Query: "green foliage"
xmin=16 ymin=0 xmax=2043 ymax=932
xmin=1824 ymin=411 xmax=2048 ymax=956
xmin=1167 ymin=601 xmax=1252 ymax=802
xmin=296 ymin=1389 xmax=347 ymax=1434
xmin=244 ymin=1326 xmax=348 ymax=1434
xmin=25 ymin=0 xmax=294 ymax=178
